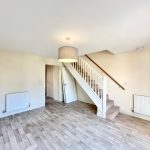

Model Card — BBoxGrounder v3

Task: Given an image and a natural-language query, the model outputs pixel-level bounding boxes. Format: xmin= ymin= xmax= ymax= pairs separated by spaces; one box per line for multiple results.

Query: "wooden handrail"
xmin=85 ymin=54 xmax=125 ymax=90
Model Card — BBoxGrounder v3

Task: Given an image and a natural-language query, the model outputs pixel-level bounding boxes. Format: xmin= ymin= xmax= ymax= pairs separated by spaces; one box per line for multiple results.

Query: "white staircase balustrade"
xmin=64 ymin=57 xmax=107 ymax=118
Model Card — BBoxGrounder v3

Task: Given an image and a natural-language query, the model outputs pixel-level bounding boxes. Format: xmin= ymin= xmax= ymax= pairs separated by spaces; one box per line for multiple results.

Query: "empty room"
xmin=0 ymin=0 xmax=150 ymax=150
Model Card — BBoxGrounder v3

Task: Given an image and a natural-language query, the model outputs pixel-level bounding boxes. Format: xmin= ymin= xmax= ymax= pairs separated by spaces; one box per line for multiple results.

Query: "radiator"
xmin=133 ymin=94 xmax=150 ymax=116
xmin=4 ymin=91 xmax=30 ymax=113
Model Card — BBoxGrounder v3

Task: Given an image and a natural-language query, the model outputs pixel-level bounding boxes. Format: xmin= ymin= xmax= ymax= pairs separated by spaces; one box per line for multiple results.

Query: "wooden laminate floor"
xmin=0 ymin=98 xmax=150 ymax=150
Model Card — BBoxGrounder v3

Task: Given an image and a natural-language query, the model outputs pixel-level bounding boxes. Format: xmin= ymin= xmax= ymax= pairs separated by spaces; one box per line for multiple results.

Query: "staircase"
xmin=64 ymin=57 xmax=120 ymax=121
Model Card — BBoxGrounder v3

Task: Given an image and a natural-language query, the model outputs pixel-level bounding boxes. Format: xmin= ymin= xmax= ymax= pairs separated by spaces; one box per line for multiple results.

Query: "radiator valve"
xmin=2 ymin=110 xmax=6 ymax=113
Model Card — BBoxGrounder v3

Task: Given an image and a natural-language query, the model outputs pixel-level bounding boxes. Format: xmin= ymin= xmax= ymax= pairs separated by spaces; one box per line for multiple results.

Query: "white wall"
xmin=83 ymin=49 xmax=150 ymax=120
xmin=76 ymin=82 xmax=93 ymax=104
xmin=0 ymin=51 xmax=61 ymax=118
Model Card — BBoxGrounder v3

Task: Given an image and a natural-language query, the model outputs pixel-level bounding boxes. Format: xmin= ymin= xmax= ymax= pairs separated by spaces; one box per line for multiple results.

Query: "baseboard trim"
xmin=0 ymin=104 xmax=45 ymax=119
xmin=78 ymin=99 xmax=94 ymax=105
xmin=120 ymin=110 xmax=150 ymax=121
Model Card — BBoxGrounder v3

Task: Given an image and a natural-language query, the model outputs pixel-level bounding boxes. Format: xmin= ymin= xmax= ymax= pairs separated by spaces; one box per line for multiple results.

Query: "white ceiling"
xmin=0 ymin=0 xmax=150 ymax=57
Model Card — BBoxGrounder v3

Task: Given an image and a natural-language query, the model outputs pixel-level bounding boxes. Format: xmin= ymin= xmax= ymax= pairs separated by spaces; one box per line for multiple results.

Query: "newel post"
xmin=102 ymin=76 xmax=107 ymax=118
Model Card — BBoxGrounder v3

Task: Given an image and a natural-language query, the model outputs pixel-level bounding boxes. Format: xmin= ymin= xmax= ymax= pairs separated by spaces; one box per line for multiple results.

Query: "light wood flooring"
xmin=0 ymin=98 xmax=150 ymax=150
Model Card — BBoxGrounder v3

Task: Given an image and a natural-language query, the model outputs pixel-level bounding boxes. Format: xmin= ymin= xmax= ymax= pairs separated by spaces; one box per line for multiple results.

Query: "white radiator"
xmin=4 ymin=91 xmax=30 ymax=113
xmin=133 ymin=94 xmax=150 ymax=116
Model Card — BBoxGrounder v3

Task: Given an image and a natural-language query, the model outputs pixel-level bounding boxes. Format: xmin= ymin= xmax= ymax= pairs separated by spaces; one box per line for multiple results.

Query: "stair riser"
xmin=107 ymin=109 xmax=119 ymax=121
xmin=106 ymin=102 xmax=114 ymax=111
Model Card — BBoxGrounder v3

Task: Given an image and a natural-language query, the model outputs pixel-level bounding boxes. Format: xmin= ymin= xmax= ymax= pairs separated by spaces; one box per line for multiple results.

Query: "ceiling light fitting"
xmin=58 ymin=46 xmax=78 ymax=63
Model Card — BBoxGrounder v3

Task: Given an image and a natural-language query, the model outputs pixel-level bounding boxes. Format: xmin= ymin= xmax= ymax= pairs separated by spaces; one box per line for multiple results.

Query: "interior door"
xmin=62 ymin=67 xmax=77 ymax=103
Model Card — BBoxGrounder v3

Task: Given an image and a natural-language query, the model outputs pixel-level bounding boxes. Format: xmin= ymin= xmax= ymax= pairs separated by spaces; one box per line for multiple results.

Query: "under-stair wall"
xmin=76 ymin=82 xmax=94 ymax=104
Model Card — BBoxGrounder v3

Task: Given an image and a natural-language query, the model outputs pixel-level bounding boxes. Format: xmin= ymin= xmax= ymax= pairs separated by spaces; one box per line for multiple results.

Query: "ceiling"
xmin=0 ymin=0 xmax=150 ymax=58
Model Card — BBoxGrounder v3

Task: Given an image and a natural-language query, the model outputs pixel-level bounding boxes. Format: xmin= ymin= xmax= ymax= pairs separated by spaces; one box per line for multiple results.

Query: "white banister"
xmin=71 ymin=57 xmax=107 ymax=118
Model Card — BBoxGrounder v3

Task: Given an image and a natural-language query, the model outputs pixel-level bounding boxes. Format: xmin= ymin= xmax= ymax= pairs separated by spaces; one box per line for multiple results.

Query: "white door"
xmin=62 ymin=67 xmax=77 ymax=103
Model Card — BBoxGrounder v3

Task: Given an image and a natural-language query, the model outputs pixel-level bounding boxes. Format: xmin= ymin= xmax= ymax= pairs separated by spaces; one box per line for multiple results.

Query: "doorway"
xmin=45 ymin=65 xmax=62 ymax=103
xmin=45 ymin=65 xmax=77 ymax=104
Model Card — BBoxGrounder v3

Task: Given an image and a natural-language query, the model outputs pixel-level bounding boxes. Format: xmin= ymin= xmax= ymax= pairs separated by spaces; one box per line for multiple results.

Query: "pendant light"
xmin=58 ymin=46 xmax=78 ymax=63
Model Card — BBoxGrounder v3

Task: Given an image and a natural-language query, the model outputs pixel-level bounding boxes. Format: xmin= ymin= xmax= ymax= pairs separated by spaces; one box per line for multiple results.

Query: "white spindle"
xmin=85 ymin=64 xmax=87 ymax=81
xmin=97 ymin=77 xmax=100 ymax=96
xmin=75 ymin=62 xmax=77 ymax=70
xmin=96 ymin=75 xmax=98 ymax=94
xmin=77 ymin=61 xmax=79 ymax=72
xmin=102 ymin=76 xmax=107 ymax=118
xmin=86 ymin=65 xmax=88 ymax=82
xmin=94 ymin=73 xmax=96 ymax=92
xmin=89 ymin=68 xmax=91 ymax=86
xmin=71 ymin=57 xmax=107 ymax=119
xmin=81 ymin=60 xmax=83 ymax=77
xmin=79 ymin=60 xmax=81 ymax=73
xmin=75 ymin=62 xmax=77 ymax=69
xmin=81 ymin=60 xmax=82 ymax=75
xmin=83 ymin=63 xmax=85 ymax=79
xmin=92 ymin=70 xmax=94 ymax=88
xmin=78 ymin=59 xmax=80 ymax=73
xmin=87 ymin=66 xmax=89 ymax=83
